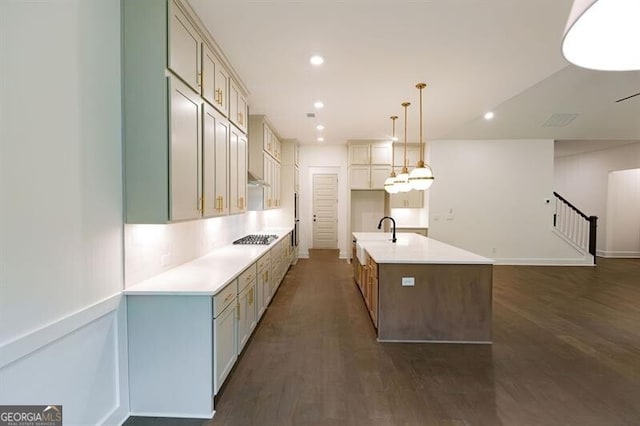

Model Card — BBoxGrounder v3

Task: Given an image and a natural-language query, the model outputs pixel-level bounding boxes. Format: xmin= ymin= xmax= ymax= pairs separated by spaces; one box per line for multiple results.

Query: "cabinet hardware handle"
xmin=197 ymin=72 xmax=202 ymax=88
xmin=224 ymin=293 xmax=233 ymax=302
xmin=237 ymin=302 xmax=240 ymax=320
xmin=198 ymin=196 xmax=203 ymax=213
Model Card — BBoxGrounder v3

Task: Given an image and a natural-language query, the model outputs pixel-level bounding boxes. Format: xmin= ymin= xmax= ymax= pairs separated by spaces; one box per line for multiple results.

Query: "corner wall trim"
xmin=0 ymin=293 xmax=122 ymax=368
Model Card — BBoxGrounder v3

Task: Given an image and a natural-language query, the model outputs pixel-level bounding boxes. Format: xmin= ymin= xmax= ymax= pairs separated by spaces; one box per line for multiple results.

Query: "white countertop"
xmin=124 ymin=228 xmax=293 ymax=296
xmin=353 ymin=232 xmax=494 ymax=265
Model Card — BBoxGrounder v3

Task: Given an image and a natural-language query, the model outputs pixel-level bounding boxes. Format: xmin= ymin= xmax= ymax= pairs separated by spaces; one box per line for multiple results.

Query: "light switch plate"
xmin=402 ymin=277 xmax=415 ymax=287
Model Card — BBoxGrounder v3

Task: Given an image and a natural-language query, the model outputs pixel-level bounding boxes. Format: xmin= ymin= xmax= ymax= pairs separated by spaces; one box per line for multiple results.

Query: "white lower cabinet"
xmin=213 ymin=294 xmax=237 ymax=394
xmin=127 ymin=232 xmax=294 ymax=419
xmin=237 ymin=273 xmax=257 ymax=353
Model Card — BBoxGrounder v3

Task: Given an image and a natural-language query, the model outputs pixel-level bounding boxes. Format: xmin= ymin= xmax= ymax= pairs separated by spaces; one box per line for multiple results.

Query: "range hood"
xmin=247 ymin=171 xmax=270 ymax=187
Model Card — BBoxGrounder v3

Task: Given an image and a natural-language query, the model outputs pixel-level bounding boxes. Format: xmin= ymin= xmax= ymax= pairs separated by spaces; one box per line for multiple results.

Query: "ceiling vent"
xmin=306 ymin=112 xmax=316 ymax=118
xmin=542 ymin=113 xmax=579 ymax=127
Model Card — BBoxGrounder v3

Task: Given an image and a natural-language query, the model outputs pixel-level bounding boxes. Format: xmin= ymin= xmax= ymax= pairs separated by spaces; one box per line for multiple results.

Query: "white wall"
xmin=428 ymin=139 xmax=588 ymax=264
xmin=125 ymin=212 xmax=267 ymax=286
xmin=351 ymin=191 xmax=385 ymax=232
xmin=299 ymin=144 xmax=349 ymax=258
xmin=0 ymin=1 xmax=129 ymax=424
xmin=605 ymin=169 xmax=640 ymax=257
xmin=554 ymin=142 xmax=640 ymax=256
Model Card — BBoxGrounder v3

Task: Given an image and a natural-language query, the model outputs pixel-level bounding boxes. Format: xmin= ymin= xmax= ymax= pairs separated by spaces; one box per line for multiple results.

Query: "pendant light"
xmin=394 ymin=102 xmax=412 ymax=193
xmin=384 ymin=116 xmax=400 ymax=194
xmin=408 ymin=83 xmax=435 ymax=190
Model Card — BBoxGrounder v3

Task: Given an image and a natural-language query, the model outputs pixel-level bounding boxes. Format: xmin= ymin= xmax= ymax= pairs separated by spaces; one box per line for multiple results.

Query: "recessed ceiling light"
xmin=484 ymin=111 xmax=495 ymax=120
xmin=314 ymin=101 xmax=324 ymax=109
xmin=316 ymin=124 xmax=325 ymax=131
xmin=310 ymin=55 xmax=324 ymax=66
xmin=317 ymin=137 xmax=324 ymax=142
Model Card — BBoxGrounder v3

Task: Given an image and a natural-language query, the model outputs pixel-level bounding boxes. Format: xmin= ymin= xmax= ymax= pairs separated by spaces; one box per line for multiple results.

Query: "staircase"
xmin=553 ymin=192 xmax=598 ymax=264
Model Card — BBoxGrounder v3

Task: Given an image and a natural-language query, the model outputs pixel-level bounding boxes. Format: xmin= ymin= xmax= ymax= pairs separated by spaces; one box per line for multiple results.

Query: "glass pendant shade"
xmin=384 ymin=176 xmax=400 ymax=194
xmin=394 ymin=170 xmax=411 ymax=192
xmin=409 ymin=163 xmax=435 ymax=190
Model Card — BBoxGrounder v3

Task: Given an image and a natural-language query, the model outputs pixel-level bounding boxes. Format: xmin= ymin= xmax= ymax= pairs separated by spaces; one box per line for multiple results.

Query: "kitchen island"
xmin=352 ymin=232 xmax=494 ymax=343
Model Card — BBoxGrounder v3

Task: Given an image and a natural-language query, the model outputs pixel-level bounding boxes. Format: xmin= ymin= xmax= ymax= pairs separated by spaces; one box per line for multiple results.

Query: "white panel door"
xmin=313 ymin=173 xmax=338 ymax=249
xmin=169 ymin=77 xmax=201 ymax=221
xmin=215 ymin=116 xmax=229 ymax=215
xmin=201 ymin=43 xmax=217 ymax=107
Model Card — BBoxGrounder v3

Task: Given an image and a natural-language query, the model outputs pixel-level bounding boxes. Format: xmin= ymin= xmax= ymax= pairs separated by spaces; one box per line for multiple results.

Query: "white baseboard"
xmin=493 ymin=256 xmax=594 ymax=266
xmin=0 ymin=293 xmax=122 ymax=368
xmin=598 ymin=250 xmax=640 ymax=258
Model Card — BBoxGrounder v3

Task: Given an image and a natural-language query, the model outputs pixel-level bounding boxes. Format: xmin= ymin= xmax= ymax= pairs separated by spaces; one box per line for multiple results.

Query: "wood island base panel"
xmin=377 ymin=263 xmax=492 ymax=342
xmin=352 ymin=232 xmax=495 ymax=343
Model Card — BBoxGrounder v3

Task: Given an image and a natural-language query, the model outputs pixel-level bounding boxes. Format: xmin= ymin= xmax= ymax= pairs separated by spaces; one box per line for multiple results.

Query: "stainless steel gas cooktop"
xmin=232 ymin=234 xmax=278 ymax=245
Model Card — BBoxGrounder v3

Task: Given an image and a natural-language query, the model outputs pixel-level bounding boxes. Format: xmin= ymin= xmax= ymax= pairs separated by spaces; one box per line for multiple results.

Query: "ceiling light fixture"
xmin=562 ymin=0 xmax=640 ymax=71
xmin=310 ymin=55 xmax=324 ymax=66
xmin=394 ymin=102 xmax=412 ymax=193
xmin=384 ymin=116 xmax=400 ymax=194
xmin=484 ymin=111 xmax=495 ymax=120
xmin=317 ymin=137 xmax=324 ymax=142
xmin=408 ymin=83 xmax=435 ymax=191
xmin=314 ymin=101 xmax=324 ymax=109
xmin=316 ymin=124 xmax=325 ymax=131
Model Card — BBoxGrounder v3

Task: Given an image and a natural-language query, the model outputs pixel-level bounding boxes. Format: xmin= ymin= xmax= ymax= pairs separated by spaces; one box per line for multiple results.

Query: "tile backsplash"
xmin=125 ymin=211 xmax=267 ymax=286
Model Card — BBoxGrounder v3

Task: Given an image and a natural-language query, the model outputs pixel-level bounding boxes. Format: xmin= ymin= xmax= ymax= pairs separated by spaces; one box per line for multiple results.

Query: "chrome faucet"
xmin=377 ymin=216 xmax=397 ymax=243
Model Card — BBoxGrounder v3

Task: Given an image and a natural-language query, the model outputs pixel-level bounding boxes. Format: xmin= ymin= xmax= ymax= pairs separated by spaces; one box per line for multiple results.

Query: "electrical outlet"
xmin=402 ymin=277 xmax=415 ymax=287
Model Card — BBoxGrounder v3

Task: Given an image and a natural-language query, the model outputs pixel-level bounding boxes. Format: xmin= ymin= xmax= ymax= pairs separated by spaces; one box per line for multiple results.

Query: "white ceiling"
xmin=187 ymin=0 xmax=640 ymax=145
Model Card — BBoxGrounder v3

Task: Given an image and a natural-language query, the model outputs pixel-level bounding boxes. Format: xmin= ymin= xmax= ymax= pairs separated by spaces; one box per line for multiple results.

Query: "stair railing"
xmin=553 ymin=192 xmax=597 ymax=264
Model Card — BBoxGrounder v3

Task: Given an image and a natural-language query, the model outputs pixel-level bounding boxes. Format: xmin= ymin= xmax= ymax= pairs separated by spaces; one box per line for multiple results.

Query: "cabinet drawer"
xmin=257 ymin=253 xmax=270 ymax=272
xmin=214 ymin=280 xmax=238 ymax=317
xmin=238 ymin=263 xmax=257 ymax=292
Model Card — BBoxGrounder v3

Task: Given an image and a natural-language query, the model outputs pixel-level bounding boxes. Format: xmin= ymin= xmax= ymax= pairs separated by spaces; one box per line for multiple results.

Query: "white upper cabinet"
xmin=349 ymin=145 xmax=370 ymax=164
xmin=202 ymin=103 xmax=228 ymax=217
xmin=229 ymin=79 xmax=248 ymax=133
xmin=168 ymin=0 xmax=202 ymax=93
xmin=201 ymin=43 xmax=229 ymax=117
xmin=371 ymin=143 xmax=392 ymax=164
xmin=348 ymin=142 xmax=391 ymax=189
xmin=349 ymin=142 xmax=391 ymax=165
xmin=229 ymin=125 xmax=247 ymax=214
xmin=393 ymin=143 xmax=421 ymax=169
xmin=169 ymin=77 xmax=202 ymax=221
xmin=123 ymin=0 xmax=248 ymax=223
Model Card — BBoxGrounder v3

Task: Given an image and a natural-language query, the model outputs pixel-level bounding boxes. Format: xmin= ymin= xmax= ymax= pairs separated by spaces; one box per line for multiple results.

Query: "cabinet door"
xmin=229 ymin=80 xmax=247 ymax=132
xmin=169 ymin=77 xmax=201 ymax=221
xmin=394 ymin=144 xmax=420 ymax=168
xmin=371 ymin=143 xmax=392 ymax=164
xmin=215 ymin=117 xmax=229 ymax=215
xmin=350 ymin=166 xmax=370 ymax=189
xmin=263 ymin=265 xmax=272 ymax=307
xmin=214 ymin=300 xmax=237 ymax=394
xmin=168 ymin=0 xmax=201 ymax=93
xmin=201 ymin=43 xmax=216 ymax=107
xmin=349 ymin=145 xmax=370 ymax=164
xmin=390 ymin=190 xmax=423 ymax=208
xmin=237 ymin=132 xmax=247 ymax=212
xmin=238 ymin=283 xmax=257 ymax=353
xmin=229 ymin=126 xmax=247 ymax=213
xmin=202 ymin=104 xmax=228 ymax=217
xmin=263 ymin=154 xmax=272 ymax=208
xmin=214 ymin=59 xmax=229 ymax=117
xmin=370 ymin=166 xmax=391 ymax=189
xmin=274 ymin=162 xmax=281 ymax=207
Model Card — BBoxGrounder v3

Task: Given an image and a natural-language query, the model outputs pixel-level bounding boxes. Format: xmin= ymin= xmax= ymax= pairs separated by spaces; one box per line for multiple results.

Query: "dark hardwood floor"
xmin=125 ymin=253 xmax=640 ymax=426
